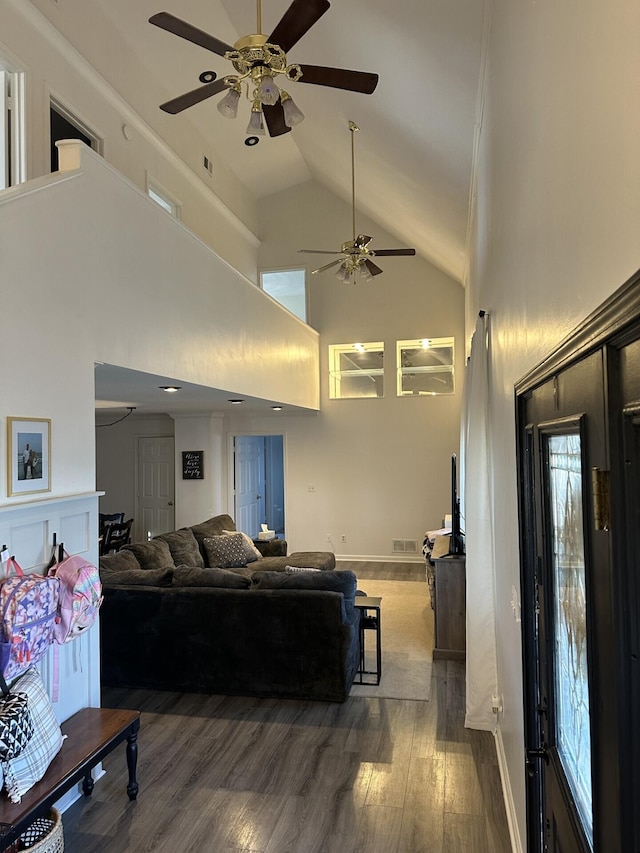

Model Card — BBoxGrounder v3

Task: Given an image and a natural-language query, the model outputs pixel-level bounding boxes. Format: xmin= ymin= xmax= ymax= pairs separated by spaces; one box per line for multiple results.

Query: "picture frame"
xmin=7 ymin=417 xmax=51 ymax=497
xmin=182 ymin=450 xmax=204 ymax=480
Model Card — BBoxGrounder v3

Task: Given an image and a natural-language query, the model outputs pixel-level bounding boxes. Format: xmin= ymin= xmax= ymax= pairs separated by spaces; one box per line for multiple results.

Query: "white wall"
xmin=249 ymin=181 xmax=465 ymax=557
xmin=0 ymin=0 xmax=259 ymax=280
xmin=0 ymin=145 xmax=321 ymax=720
xmin=93 ymin=177 xmax=464 ymax=559
xmin=468 ymin=0 xmax=640 ymax=847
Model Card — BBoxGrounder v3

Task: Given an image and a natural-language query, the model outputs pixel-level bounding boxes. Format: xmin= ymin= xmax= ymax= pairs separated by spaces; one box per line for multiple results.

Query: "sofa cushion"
xmin=223 ymin=529 xmax=261 ymax=563
xmin=172 ymin=565 xmax=251 ymax=589
xmin=99 ymin=550 xmax=141 ymax=573
xmin=123 ymin=539 xmax=175 ymax=569
xmin=202 ymin=534 xmax=248 ymax=569
xmin=155 ymin=528 xmax=204 ymax=568
xmin=282 ymin=552 xmax=336 ymax=571
xmin=250 ymin=569 xmax=358 ymax=617
xmin=100 ymin=566 xmax=174 ymax=587
xmin=190 ymin=514 xmax=236 ymax=559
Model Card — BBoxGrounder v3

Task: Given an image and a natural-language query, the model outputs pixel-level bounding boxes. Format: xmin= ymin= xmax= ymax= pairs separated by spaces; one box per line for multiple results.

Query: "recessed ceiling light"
xmin=272 ymin=406 xmax=283 ymax=411
xmin=159 ymin=386 xmax=182 ymax=393
xmin=228 ymin=399 xmax=244 ymax=404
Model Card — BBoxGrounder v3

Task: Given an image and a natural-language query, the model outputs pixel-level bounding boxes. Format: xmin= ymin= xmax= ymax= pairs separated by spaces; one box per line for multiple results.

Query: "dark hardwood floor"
xmin=61 ymin=561 xmax=512 ymax=852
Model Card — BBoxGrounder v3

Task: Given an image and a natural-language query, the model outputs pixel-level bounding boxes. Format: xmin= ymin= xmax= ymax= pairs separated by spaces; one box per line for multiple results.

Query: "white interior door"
xmin=235 ymin=436 xmax=265 ymax=537
xmin=137 ymin=436 xmax=175 ymax=540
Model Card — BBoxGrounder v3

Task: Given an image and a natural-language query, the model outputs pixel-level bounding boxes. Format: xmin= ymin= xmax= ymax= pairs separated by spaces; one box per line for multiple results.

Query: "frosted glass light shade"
xmin=360 ymin=263 xmax=373 ymax=281
xmin=217 ymin=87 xmax=240 ymax=119
xmin=258 ymin=75 xmax=280 ymax=106
xmin=282 ymin=94 xmax=305 ymax=127
xmin=246 ymin=108 xmax=265 ymax=135
xmin=335 ymin=264 xmax=350 ymax=282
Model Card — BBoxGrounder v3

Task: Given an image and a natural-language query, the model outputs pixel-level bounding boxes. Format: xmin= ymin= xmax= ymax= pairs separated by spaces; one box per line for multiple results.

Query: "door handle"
xmin=168 ymin=500 xmax=174 ymax=506
xmin=525 ymin=744 xmax=549 ymax=777
xmin=256 ymin=494 xmax=262 ymax=500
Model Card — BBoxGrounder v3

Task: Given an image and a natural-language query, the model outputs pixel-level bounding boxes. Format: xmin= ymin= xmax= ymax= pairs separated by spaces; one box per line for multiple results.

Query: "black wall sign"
xmin=182 ymin=450 xmax=204 ymax=480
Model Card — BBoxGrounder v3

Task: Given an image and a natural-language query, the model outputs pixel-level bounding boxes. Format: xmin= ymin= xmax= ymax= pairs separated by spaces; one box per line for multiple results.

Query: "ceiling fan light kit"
xmin=298 ymin=121 xmax=417 ymax=282
xmin=149 ymin=0 xmax=378 ymax=140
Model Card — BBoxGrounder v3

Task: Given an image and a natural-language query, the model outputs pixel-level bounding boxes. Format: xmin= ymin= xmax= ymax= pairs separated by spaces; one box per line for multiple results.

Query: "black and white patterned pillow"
xmin=203 ymin=534 xmax=248 ymax=569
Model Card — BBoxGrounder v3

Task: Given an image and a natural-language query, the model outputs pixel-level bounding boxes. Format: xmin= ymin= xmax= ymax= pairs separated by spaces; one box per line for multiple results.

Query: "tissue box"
xmin=258 ymin=530 xmax=276 ymax=541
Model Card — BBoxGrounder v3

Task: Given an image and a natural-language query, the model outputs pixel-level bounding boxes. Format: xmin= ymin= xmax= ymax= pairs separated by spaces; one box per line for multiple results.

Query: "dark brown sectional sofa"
xmin=98 ymin=515 xmax=360 ymax=702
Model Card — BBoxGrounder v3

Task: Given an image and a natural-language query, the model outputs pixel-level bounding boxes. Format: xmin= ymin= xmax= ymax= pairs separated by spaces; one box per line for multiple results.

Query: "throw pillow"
xmin=190 ymin=514 xmax=236 ymax=555
xmin=99 ymin=550 xmax=141 ymax=573
xmin=223 ymin=529 xmax=261 ymax=563
xmin=202 ymin=534 xmax=248 ymax=569
xmin=250 ymin=569 xmax=358 ymax=617
xmin=154 ymin=528 xmax=204 ymax=568
xmin=100 ymin=566 xmax=173 ymax=587
xmin=172 ymin=566 xmax=251 ymax=589
xmin=122 ymin=539 xmax=174 ymax=570
xmin=1 ymin=667 xmax=64 ymax=803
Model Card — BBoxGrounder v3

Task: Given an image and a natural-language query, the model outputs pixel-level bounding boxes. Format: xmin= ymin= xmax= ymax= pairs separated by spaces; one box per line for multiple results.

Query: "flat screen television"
xmin=449 ymin=454 xmax=465 ymax=555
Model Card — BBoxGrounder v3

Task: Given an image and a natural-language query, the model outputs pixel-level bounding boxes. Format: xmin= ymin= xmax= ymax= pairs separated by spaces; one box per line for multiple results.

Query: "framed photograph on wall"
xmin=7 ymin=417 xmax=51 ymax=497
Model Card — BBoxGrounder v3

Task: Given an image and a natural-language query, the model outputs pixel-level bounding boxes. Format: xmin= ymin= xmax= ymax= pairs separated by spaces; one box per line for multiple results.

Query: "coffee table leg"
xmin=126 ymin=730 xmax=139 ymax=800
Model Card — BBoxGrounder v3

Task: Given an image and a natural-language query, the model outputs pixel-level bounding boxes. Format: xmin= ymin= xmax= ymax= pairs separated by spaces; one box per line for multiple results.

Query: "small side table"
xmin=354 ymin=596 xmax=382 ymax=685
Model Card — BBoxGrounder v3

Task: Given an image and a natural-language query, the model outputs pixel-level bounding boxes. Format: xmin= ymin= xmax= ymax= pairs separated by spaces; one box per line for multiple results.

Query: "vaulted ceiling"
xmin=52 ymin=0 xmax=486 ymax=285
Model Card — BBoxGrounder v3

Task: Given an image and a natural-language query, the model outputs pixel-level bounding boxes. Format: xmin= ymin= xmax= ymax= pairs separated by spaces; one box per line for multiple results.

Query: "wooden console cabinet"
xmin=432 ymin=555 xmax=466 ymax=660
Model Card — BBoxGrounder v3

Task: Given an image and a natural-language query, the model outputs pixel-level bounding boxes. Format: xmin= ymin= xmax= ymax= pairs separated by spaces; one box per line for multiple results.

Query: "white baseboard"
xmin=335 ymin=553 xmax=424 ymax=564
xmin=494 ymin=726 xmax=524 ymax=853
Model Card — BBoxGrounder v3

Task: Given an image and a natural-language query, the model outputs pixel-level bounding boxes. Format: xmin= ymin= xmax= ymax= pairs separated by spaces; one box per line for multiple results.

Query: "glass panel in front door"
xmin=547 ymin=433 xmax=593 ymax=847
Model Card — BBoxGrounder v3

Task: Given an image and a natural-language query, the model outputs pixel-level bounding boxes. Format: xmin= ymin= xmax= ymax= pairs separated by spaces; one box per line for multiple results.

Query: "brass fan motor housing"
xmin=226 ymin=34 xmax=302 ymax=84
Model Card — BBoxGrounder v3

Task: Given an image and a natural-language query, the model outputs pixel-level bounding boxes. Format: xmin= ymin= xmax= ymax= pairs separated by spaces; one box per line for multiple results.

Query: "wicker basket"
xmin=7 ymin=807 xmax=64 ymax=852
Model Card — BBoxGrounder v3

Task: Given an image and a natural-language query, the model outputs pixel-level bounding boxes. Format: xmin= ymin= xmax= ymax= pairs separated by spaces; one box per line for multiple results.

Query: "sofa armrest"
xmin=254 ymin=538 xmax=287 ymax=557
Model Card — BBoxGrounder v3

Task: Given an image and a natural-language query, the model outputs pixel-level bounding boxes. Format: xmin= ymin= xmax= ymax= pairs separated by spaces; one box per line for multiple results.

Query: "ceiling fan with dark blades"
xmin=298 ymin=121 xmax=417 ymax=281
xmin=149 ymin=0 xmax=379 ymax=140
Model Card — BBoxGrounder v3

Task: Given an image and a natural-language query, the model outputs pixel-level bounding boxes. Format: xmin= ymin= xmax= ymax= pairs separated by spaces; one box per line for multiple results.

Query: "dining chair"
xmin=99 ymin=512 xmax=125 ymax=537
xmin=100 ymin=518 xmax=134 ymax=555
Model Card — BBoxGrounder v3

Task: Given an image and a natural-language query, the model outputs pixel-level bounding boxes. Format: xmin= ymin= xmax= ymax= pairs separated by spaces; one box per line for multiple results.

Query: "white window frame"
xmin=329 ymin=342 xmax=385 ymax=400
xmin=0 ymin=66 xmax=26 ymax=189
xmin=145 ymin=174 xmax=182 ymax=220
xmin=396 ymin=336 xmax=455 ymax=396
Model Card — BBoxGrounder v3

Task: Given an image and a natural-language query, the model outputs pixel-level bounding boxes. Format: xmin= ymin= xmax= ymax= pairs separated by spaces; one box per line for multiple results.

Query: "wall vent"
xmin=392 ymin=539 xmax=418 ymax=553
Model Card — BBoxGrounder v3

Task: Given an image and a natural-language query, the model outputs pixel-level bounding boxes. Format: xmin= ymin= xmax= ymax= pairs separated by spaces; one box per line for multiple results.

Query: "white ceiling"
xmin=88 ymin=0 xmax=486 ymax=283
xmin=69 ymin=0 xmax=486 ymax=413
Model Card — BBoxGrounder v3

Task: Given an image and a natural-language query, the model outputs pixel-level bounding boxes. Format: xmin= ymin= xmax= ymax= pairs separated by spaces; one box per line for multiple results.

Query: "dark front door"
xmin=519 ymin=351 xmax=621 ymax=852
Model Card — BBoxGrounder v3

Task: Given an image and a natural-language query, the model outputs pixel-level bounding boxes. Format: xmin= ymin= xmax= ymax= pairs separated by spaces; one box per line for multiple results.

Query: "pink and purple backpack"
xmin=0 ymin=558 xmax=60 ymax=681
xmin=48 ymin=553 xmax=103 ymax=644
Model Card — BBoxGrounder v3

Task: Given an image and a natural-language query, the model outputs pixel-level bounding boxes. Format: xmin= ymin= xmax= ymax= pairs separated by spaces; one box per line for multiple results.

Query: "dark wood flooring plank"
xmin=61 ymin=560 xmax=511 ymax=853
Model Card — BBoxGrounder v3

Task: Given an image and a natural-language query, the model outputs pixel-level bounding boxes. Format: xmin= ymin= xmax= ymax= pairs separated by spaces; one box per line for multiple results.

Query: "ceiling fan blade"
xmin=298 ymin=249 xmax=342 ymax=255
xmin=312 ymin=259 xmax=345 ymax=275
xmin=159 ymin=79 xmax=229 ymax=114
xmin=371 ymin=248 xmax=417 ymax=257
xmin=268 ymin=0 xmax=330 ymax=54
xmin=354 ymin=234 xmax=372 ymax=249
xmin=262 ymin=102 xmax=292 ymax=137
xmin=149 ymin=12 xmax=233 ymax=57
xmin=297 ymin=65 xmax=379 ymax=94
xmin=363 ymin=259 xmax=384 ymax=277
